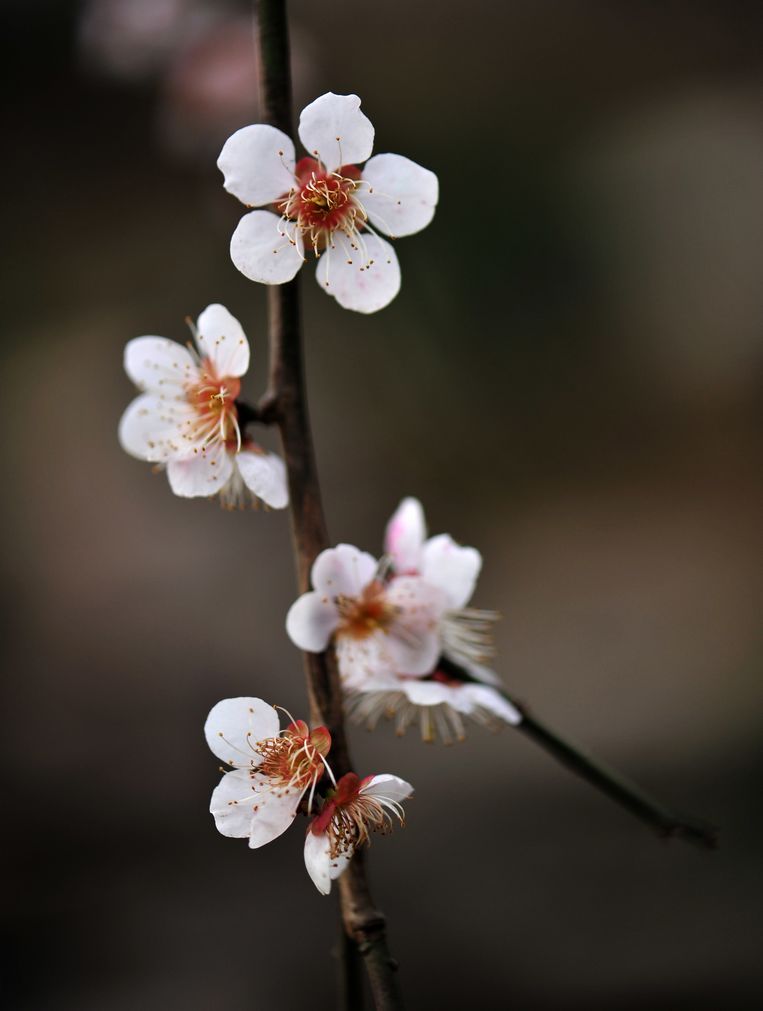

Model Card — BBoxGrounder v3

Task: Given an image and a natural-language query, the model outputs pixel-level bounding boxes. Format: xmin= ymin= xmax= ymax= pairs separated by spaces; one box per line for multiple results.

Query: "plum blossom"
xmin=118 ymin=303 xmax=288 ymax=508
xmin=343 ymin=498 xmax=522 ymax=743
xmin=304 ymin=772 xmax=413 ymax=895
xmin=205 ymin=697 xmax=332 ymax=848
xmin=285 ymin=544 xmax=447 ymax=683
xmin=217 ymin=92 xmax=438 ymax=313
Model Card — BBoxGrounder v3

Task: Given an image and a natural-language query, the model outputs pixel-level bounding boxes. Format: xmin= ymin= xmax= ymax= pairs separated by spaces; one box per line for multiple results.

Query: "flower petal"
xmin=209 ymin=768 xmax=262 ymax=837
xmin=247 ymin=789 xmax=302 ymax=849
xmin=124 ymin=336 xmax=197 ymax=396
xmin=315 ymin=232 xmax=401 ymax=314
xmin=204 ymin=697 xmax=280 ymax=767
xmin=195 ymin=304 xmax=250 ymax=378
xmin=422 ymin=534 xmax=482 ymax=609
xmin=286 ymin=591 xmax=339 ymax=652
xmin=311 ymin=544 xmax=378 ymax=598
xmin=386 ymin=576 xmax=448 ymax=675
xmin=217 ymin=123 xmax=296 ymax=206
xmin=360 ymin=774 xmax=413 ymax=804
xmin=457 ymin=684 xmax=522 ymax=725
xmin=304 ymin=828 xmax=332 ymax=895
xmin=298 ymin=93 xmax=374 ymax=173
xmin=362 ymin=154 xmax=438 ymax=237
xmin=166 ymin=443 xmax=234 ymax=497
xmin=118 ymin=393 xmax=196 ymax=462
xmin=235 ymin=450 xmax=289 ymax=509
xmin=384 ymin=497 xmax=426 ymax=573
xmin=230 ymin=210 xmax=305 ymax=285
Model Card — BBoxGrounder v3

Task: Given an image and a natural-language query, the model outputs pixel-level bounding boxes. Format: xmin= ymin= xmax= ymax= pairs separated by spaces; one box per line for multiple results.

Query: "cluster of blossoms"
xmin=204 ymin=697 xmax=412 ymax=893
xmin=287 ymin=498 xmax=521 ymax=744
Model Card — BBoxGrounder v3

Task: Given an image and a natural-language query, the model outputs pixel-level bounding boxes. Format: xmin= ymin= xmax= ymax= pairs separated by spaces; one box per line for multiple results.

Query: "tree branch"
xmin=255 ymin=2 xmax=404 ymax=1007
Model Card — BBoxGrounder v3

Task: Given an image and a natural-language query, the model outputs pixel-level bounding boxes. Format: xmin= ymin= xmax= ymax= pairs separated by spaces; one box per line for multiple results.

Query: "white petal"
xmin=458 ymin=684 xmax=522 ymax=725
xmin=247 ymin=789 xmax=302 ymax=849
xmin=118 ymin=393 xmax=196 ymax=463
xmin=230 ymin=210 xmax=305 ymax=285
xmin=316 ymin=232 xmax=400 ymax=314
xmin=422 ymin=534 xmax=482 ymax=609
xmin=329 ymin=846 xmax=354 ymax=882
xmin=217 ymin=123 xmax=296 ymax=206
xmin=298 ymin=93 xmax=374 ymax=173
xmin=195 ymin=304 xmax=250 ymax=378
xmin=384 ymin=497 xmax=426 ymax=573
xmin=336 ymin=635 xmax=394 ymax=686
xmin=386 ymin=576 xmax=448 ymax=675
xmin=304 ymin=829 xmax=332 ymax=895
xmin=360 ymin=774 xmax=413 ymax=804
xmin=286 ymin=591 xmax=339 ymax=652
xmin=362 ymin=154 xmax=438 ymax=237
xmin=311 ymin=544 xmax=378 ymax=597
xmin=400 ymin=679 xmax=454 ymax=706
xmin=204 ymin=697 xmax=280 ymax=766
xmin=235 ymin=451 xmax=289 ymax=509
xmin=124 ymin=336 xmax=197 ymax=396
xmin=166 ymin=443 xmax=234 ymax=497
xmin=209 ymin=768 xmax=263 ymax=838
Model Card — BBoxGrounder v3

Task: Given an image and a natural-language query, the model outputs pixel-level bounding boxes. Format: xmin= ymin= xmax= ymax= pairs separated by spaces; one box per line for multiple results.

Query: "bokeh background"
xmin=4 ymin=1 xmax=762 ymax=1008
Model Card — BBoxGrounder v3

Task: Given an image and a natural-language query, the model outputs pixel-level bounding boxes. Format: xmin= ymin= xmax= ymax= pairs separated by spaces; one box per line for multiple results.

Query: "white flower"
xmin=285 ymin=544 xmax=447 ymax=682
xmin=204 ymin=697 xmax=332 ymax=849
xmin=304 ymin=772 xmax=413 ymax=895
xmin=217 ymin=92 xmax=438 ymax=313
xmin=343 ymin=498 xmax=522 ymax=743
xmin=118 ymin=303 xmax=288 ymax=508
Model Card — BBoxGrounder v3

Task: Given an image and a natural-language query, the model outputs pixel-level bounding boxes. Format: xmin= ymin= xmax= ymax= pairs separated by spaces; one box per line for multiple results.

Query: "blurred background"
xmin=3 ymin=0 xmax=762 ymax=1007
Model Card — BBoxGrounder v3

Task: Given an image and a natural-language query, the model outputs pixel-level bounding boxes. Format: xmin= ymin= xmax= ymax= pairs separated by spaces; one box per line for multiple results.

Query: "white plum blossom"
xmin=217 ymin=92 xmax=438 ymax=313
xmin=205 ymin=697 xmax=332 ymax=849
xmin=118 ymin=304 xmax=288 ymax=509
xmin=304 ymin=772 xmax=413 ymax=895
xmin=285 ymin=544 xmax=447 ymax=683
xmin=344 ymin=498 xmax=522 ymax=743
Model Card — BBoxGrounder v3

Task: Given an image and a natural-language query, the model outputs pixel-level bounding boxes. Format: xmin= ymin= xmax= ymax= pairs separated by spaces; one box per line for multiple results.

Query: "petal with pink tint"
xmin=422 ymin=534 xmax=482 ymax=609
xmin=298 ymin=92 xmax=374 ymax=173
xmin=311 ymin=544 xmax=377 ymax=598
xmin=286 ymin=592 xmax=339 ymax=653
xmin=236 ymin=450 xmax=289 ymax=509
xmin=166 ymin=443 xmax=234 ymax=497
xmin=384 ymin=496 xmax=426 ymax=573
xmin=230 ymin=210 xmax=305 ymax=285
xmin=362 ymin=153 xmax=438 ymax=237
xmin=315 ymin=232 xmax=400 ymax=314
xmin=195 ymin=303 xmax=250 ymax=378
xmin=204 ymin=697 xmax=280 ymax=767
xmin=218 ymin=123 xmax=296 ymax=207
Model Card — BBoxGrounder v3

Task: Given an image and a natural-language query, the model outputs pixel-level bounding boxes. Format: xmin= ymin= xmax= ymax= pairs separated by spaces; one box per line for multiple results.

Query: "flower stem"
xmin=255 ymin=2 xmax=404 ymax=1007
xmin=507 ymin=696 xmax=717 ymax=848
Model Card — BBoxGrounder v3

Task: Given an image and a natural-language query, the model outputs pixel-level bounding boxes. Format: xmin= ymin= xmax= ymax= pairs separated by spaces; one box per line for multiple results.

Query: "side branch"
xmin=508 ymin=697 xmax=717 ymax=849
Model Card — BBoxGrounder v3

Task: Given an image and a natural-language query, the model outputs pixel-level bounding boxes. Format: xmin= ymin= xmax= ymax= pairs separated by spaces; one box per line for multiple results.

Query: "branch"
xmin=255 ymin=2 xmax=404 ymax=1007
xmin=507 ymin=695 xmax=717 ymax=849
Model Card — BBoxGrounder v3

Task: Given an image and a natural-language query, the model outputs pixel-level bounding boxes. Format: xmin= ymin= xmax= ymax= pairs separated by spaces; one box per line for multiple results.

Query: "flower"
xmin=344 ymin=498 xmax=522 ymax=743
xmin=285 ymin=543 xmax=447 ymax=682
xmin=304 ymin=772 xmax=413 ymax=895
xmin=204 ymin=697 xmax=331 ymax=848
xmin=217 ymin=92 xmax=438 ymax=313
xmin=118 ymin=303 xmax=288 ymax=508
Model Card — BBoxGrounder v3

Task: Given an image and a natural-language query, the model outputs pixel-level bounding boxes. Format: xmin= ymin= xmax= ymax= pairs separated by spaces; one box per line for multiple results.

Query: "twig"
xmin=255 ymin=2 xmax=404 ymax=1007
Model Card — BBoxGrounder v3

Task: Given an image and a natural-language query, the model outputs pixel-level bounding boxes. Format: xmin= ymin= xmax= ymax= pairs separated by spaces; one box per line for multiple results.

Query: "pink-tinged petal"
xmin=118 ymin=394 xmax=196 ymax=463
xmin=422 ymin=534 xmax=482 ymax=609
xmin=362 ymin=154 xmax=438 ymax=237
xmin=311 ymin=544 xmax=377 ymax=598
xmin=247 ymin=789 xmax=302 ymax=849
xmin=315 ymin=233 xmax=400 ymax=314
xmin=204 ymin=697 xmax=280 ymax=767
xmin=195 ymin=303 xmax=250 ymax=378
xmin=286 ymin=591 xmax=339 ymax=652
xmin=298 ymin=92 xmax=374 ymax=173
xmin=217 ymin=123 xmax=296 ymax=207
xmin=384 ymin=497 xmax=426 ymax=573
xmin=235 ymin=450 xmax=289 ymax=509
xmin=457 ymin=685 xmax=522 ymax=725
xmin=360 ymin=774 xmax=413 ymax=803
xmin=230 ymin=210 xmax=305 ymax=285
xmin=166 ymin=444 xmax=234 ymax=497
xmin=304 ymin=828 xmax=332 ymax=894
xmin=386 ymin=627 xmax=440 ymax=677
xmin=124 ymin=336 xmax=197 ymax=396
xmin=336 ymin=635 xmax=393 ymax=686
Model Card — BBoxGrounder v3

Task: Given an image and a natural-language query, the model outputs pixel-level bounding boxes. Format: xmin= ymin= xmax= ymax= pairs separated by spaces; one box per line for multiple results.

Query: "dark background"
xmin=4 ymin=1 xmax=762 ymax=1008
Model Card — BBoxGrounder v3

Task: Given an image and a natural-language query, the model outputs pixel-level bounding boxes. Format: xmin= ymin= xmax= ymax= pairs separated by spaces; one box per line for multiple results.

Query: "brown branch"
xmin=255 ymin=2 xmax=404 ymax=1007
